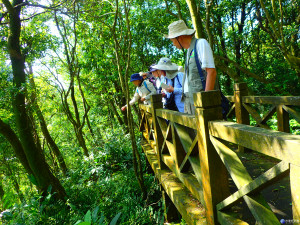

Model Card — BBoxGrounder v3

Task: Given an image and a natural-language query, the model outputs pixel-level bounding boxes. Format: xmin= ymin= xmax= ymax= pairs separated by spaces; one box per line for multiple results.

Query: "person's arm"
xmin=122 ymin=89 xmax=140 ymax=110
xmin=205 ymin=68 xmax=216 ymax=91
xmin=196 ymin=39 xmax=217 ymax=91
xmin=173 ymin=73 xmax=183 ymax=94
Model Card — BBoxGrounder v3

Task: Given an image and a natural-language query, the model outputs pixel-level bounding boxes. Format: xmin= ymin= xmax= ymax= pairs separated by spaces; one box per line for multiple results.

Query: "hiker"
xmin=121 ymin=73 xmax=156 ymax=111
xmin=164 ymin=20 xmax=218 ymax=115
xmin=150 ymin=58 xmax=184 ymax=113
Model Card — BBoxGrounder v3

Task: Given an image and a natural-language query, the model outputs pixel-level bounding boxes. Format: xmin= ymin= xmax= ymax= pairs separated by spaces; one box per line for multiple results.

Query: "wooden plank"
xmin=210 ymin=135 xmax=282 ymax=224
xmin=141 ymin=141 xmax=207 ymax=225
xmin=209 ymin=121 xmax=300 ymax=165
xmin=156 ymin=108 xmax=197 ymax=129
xmin=139 ymin=111 xmax=145 ymax=131
xmin=290 ymin=164 xmax=300 ymax=221
xmin=259 ymin=106 xmax=276 ymax=125
xmin=243 ymin=195 xmax=281 ymax=224
xmin=227 ymin=103 xmax=235 ymax=118
xmin=166 ymin=140 xmax=176 ymax=161
xmin=179 ymin=137 xmax=197 ymax=172
xmin=217 ymin=211 xmax=249 ymax=225
xmin=139 ymin=104 xmax=152 ymax=113
xmin=172 ymin=122 xmax=186 ymax=169
xmin=243 ymin=96 xmax=300 ymax=106
xmin=162 ymin=154 xmax=204 ymax=204
xmin=226 ymin=95 xmax=234 ymax=103
xmin=173 ymin=123 xmax=196 ymax=154
xmin=157 ymin=117 xmax=169 ymax=139
xmin=217 ymin=161 xmax=289 ymax=210
xmin=160 ymin=170 xmax=206 ymax=225
xmin=242 ymin=103 xmax=270 ymax=129
xmin=282 ymin=105 xmax=300 ymax=124
xmin=210 ymin=135 xmax=253 ymax=188
xmin=277 ymin=105 xmax=290 ymax=133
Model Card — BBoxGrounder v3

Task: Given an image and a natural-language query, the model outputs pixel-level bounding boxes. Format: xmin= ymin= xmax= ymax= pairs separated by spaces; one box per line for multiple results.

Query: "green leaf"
xmin=84 ymin=210 xmax=92 ymax=222
xmin=109 ymin=212 xmax=122 ymax=225
xmin=77 ymin=222 xmax=91 ymax=225
xmin=92 ymin=206 xmax=99 ymax=222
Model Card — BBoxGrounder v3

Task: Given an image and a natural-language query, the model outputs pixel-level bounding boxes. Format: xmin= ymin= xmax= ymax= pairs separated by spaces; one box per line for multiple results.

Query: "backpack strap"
xmin=175 ymin=75 xmax=182 ymax=87
xmin=143 ymin=81 xmax=151 ymax=93
xmin=194 ymin=39 xmax=206 ymax=89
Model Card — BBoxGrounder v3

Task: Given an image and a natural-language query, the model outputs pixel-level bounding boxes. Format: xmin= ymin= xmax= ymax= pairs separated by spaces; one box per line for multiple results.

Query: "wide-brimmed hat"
xmin=152 ymin=58 xmax=180 ymax=79
xmin=152 ymin=58 xmax=179 ymax=71
xmin=130 ymin=73 xmax=143 ymax=82
xmin=149 ymin=64 xmax=157 ymax=73
xmin=164 ymin=20 xmax=195 ymax=39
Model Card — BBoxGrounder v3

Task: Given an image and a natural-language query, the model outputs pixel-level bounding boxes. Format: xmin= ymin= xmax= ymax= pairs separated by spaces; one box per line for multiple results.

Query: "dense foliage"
xmin=0 ymin=0 xmax=299 ymax=224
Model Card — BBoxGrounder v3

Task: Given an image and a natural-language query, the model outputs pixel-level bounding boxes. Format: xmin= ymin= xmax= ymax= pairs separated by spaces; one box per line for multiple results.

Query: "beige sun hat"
xmin=152 ymin=57 xmax=180 ymax=79
xmin=164 ymin=20 xmax=195 ymax=39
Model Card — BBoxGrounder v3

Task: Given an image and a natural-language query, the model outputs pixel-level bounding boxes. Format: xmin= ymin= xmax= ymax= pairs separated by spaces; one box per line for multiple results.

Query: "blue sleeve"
xmin=173 ymin=72 xmax=183 ymax=95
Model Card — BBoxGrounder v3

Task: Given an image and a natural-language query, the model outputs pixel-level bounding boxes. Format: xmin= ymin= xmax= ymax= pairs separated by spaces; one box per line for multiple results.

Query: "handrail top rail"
xmin=139 ymin=104 xmax=152 ymax=112
xmin=209 ymin=120 xmax=300 ymax=165
xmin=156 ymin=108 xmax=197 ymax=129
xmin=243 ymin=96 xmax=300 ymax=105
xmin=139 ymin=104 xmax=197 ymax=130
xmin=225 ymin=95 xmax=300 ymax=105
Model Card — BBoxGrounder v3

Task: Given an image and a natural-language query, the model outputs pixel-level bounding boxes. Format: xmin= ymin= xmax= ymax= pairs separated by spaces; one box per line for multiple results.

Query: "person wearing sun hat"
xmin=164 ymin=20 xmax=218 ymax=114
xmin=150 ymin=58 xmax=184 ymax=112
xmin=121 ymin=73 xmax=156 ymax=111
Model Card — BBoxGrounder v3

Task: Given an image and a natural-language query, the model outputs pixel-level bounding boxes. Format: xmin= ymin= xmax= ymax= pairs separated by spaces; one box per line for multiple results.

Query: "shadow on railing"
xmin=139 ymin=85 xmax=300 ymax=225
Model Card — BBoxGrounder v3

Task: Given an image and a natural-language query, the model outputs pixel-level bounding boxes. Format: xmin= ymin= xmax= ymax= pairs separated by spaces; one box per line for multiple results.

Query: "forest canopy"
xmin=0 ymin=0 xmax=299 ymax=224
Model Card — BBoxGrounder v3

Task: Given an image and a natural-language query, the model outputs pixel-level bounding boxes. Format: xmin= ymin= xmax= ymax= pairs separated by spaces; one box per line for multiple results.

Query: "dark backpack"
xmin=194 ymin=39 xmax=230 ymax=120
xmin=164 ymin=78 xmax=178 ymax=111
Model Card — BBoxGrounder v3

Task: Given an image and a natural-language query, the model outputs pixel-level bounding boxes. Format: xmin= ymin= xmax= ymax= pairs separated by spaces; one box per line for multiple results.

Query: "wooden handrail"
xmin=243 ymin=96 xmax=300 ymax=105
xmin=139 ymin=84 xmax=300 ymax=225
xmin=208 ymin=121 xmax=300 ymax=165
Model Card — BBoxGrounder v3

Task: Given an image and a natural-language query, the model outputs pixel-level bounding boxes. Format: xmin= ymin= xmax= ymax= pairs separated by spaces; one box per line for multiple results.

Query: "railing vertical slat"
xmin=150 ymin=94 xmax=166 ymax=170
xmin=277 ymin=105 xmax=290 ymax=132
xmin=234 ymin=82 xmax=250 ymax=152
xmin=290 ymin=164 xmax=300 ymax=221
xmin=194 ymin=91 xmax=230 ymax=225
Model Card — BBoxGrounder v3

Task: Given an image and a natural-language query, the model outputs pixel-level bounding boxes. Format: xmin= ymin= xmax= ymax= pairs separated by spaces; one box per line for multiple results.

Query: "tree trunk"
xmin=2 ymin=0 xmax=66 ymax=200
xmin=185 ymin=0 xmax=206 ymax=38
xmin=112 ymin=0 xmax=147 ymax=199
xmin=0 ymin=119 xmax=33 ymax=175
xmin=54 ymin=11 xmax=90 ymax=157
xmin=28 ymin=74 xmax=68 ymax=176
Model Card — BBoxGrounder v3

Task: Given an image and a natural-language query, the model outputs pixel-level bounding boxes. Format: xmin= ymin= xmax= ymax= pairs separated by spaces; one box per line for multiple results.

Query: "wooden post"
xmin=277 ymin=105 xmax=290 ymax=133
xmin=290 ymin=164 xmax=300 ymax=221
xmin=234 ymin=83 xmax=250 ymax=152
xmin=150 ymin=94 xmax=167 ymax=170
xmin=194 ymin=91 xmax=230 ymax=225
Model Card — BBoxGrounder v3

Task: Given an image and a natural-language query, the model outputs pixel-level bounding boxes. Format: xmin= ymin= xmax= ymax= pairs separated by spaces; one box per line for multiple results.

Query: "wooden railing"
xmin=139 ymin=86 xmax=300 ymax=225
xmin=227 ymin=83 xmax=300 ymax=132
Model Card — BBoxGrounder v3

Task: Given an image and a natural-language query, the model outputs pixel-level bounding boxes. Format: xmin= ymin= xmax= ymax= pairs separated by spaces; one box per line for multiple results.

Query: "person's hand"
xmin=165 ymin=85 xmax=174 ymax=93
xmin=161 ymin=92 xmax=166 ymax=97
xmin=121 ymin=106 xmax=127 ymax=111
xmin=140 ymin=97 xmax=146 ymax=102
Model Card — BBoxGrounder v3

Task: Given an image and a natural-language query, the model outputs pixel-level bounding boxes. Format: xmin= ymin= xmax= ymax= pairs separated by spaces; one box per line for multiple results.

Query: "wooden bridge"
xmin=139 ymin=83 xmax=300 ymax=225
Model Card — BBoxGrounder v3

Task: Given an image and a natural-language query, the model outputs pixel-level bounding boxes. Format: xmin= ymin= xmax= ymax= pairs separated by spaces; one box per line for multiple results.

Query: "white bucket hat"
xmin=152 ymin=57 xmax=180 ymax=79
xmin=164 ymin=20 xmax=195 ymax=39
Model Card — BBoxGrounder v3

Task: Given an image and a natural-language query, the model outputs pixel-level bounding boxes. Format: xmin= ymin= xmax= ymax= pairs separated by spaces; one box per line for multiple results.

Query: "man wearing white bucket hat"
xmin=164 ymin=20 xmax=217 ymax=114
xmin=150 ymin=57 xmax=184 ymax=112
